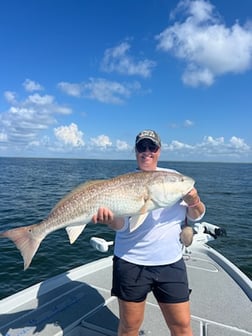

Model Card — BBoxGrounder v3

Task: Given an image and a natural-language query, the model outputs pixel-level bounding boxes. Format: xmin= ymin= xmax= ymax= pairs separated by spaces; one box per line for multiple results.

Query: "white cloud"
xmin=166 ymin=140 xmax=194 ymax=150
xmin=23 ymin=79 xmax=44 ymax=92
xmin=229 ymin=136 xmax=250 ymax=151
xmin=156 ymin=0 xmax=252 ymax=86
xmin=169 ymin=119 xmax=195 ymax=128
xmin=160 ymin=135 xmax=251 ymax=161
xmin=116 ymin=139 xmax=130 ymax=151
xmin=57 ymin=82 xmax=82 ymax=97
xmin=54 ymin=123 xmax=84 ymax=147
xmin=0 ymin=87 xmax=72 ymax=148
xmin=203 ymin=135 xmax=225 ymax=146
xmin=90 ymin=135 xmax=112 ymax=149
xmin=184 ymin=119 xmax=194 ymax=127
xmin=4 ymin=91 xmax=16 ymax=104
xmin=182 ymin=67 xmax=214 ymax=86
xmin=83 ymin=78 xmax=131 ymax=104
xmin=58 ymin=78 xmax=141 ymax=104
xmin=197 ymin=135 xmax=250 ymax=157
xmin=26 ymin=93 xmax=54 ymax=105
xmin=0 ymin=132 xmax=8 ymax=142
xmin=101 ymin=42 xmax=156 ymax=77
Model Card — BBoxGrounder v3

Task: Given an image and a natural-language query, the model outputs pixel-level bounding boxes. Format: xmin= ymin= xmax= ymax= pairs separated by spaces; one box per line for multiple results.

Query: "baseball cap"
xmin=135 ymin=130 xmax=161 ymax=147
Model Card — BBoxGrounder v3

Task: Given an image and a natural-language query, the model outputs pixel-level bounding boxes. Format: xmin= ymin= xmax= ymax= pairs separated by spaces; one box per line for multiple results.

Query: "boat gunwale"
xmin=0 ymin=256 xmax=113 ymax=314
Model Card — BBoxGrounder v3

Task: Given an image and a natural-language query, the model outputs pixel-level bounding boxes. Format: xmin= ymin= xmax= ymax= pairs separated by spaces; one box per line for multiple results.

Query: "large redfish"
xmin=0 ymin=170 xmax=194 ymax=269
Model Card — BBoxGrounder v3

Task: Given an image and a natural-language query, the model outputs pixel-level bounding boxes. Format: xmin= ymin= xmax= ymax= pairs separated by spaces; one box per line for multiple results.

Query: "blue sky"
xmin=0 ymin=0 xmax=252 ymax=162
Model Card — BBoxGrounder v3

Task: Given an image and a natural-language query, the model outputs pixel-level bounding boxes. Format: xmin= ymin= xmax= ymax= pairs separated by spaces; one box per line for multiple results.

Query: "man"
xmin=92 ymin=130 xmax=205 ymax=336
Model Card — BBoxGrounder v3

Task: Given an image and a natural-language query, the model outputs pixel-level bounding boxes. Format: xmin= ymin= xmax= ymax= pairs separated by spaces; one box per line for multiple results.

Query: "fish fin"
xmin=65 ymin=224 xmax=87 ymax=244
xmin=129 ymin=213 xmax=149 ymax=232
xmin=142 ymin=197 xmax=156 ymax=212
xmin=0 ymin=225 xmax=43 ymax=270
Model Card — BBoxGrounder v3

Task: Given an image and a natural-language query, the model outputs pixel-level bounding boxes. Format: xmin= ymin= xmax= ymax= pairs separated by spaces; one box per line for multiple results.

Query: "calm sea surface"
xmin=0 ymin=158 xmax=251 ymax=300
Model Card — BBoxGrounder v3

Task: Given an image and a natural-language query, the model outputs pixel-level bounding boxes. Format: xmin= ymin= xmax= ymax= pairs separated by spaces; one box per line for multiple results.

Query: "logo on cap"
xmin=135 ymin=130 xmax=161 ymax=147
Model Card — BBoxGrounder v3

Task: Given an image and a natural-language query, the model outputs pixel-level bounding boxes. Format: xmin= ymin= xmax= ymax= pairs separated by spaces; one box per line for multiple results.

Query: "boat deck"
xmin=0 ymin=244 xmax=251 ymax=336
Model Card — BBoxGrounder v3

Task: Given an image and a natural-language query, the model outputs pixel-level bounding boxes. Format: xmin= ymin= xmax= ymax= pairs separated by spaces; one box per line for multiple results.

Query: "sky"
xmin=0 ymin=0 xmax=252 ymax=162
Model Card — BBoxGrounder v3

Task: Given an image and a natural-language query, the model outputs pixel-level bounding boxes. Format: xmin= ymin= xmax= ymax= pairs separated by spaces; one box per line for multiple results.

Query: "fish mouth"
xmin=182 ymin=175 xmax=195 ymax=195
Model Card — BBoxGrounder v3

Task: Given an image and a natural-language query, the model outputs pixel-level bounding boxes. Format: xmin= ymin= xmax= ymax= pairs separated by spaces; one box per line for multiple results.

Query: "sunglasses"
xmin=136 ymin=141 xmax=160 ymax=153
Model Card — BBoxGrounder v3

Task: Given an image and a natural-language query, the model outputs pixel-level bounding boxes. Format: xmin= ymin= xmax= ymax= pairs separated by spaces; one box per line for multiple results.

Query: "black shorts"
xmin=111 ymin=256 xmax=190 ymax=303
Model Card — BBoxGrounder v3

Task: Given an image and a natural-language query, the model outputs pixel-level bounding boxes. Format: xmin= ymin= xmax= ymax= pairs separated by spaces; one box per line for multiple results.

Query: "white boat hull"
xmin=0 ymin=223 xmax=251 ymax=336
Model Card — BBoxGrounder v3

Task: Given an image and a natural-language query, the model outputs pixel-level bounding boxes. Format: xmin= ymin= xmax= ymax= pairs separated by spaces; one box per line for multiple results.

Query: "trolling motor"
xmin=200 ymin=221 xmax=227 ymax=238
xmin=193 ymin=221 xmax=227 ymax=244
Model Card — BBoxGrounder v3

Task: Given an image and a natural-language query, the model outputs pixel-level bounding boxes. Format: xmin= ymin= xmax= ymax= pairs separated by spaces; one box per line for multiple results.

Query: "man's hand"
xmin=92 ymin=207 xmax=114 ymax=224
xmin=183 ymin=187 xmax=205 ymax=220
xmin=183 ymin=187 xmax=200 ymax=207
xmin=92 ymin=207 xmax=125 ymax=230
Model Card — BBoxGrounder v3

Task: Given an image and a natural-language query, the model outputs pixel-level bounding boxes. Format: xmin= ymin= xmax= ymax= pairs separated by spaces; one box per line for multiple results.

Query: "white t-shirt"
xmin=114 ymin=167 xmax=204 ymax=266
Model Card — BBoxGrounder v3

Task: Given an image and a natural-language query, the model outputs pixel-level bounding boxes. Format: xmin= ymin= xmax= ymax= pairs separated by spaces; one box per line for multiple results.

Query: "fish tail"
xmin=0 ymin=224 xmax=43 ymax=270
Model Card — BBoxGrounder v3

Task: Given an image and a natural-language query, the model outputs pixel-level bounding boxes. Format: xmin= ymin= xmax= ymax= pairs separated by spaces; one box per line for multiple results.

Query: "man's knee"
xmin=118 ymin=299 xmax=145 ymax=336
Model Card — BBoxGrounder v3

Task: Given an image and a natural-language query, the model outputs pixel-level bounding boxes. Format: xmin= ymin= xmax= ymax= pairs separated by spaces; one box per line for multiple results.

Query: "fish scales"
xmin=46 ymin=173 xmax=149 ymax=228
xmin=0 ymin=170 xmax=194 ymax=269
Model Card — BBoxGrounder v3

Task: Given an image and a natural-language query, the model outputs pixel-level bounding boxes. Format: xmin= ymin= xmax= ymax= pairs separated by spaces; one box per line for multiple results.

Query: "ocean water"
xmin=0 ymin=158 xmax=251 ymax=300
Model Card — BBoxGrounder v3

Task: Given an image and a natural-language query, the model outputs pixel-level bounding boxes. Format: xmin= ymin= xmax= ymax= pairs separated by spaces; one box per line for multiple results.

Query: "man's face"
xmin=135 ymin=140 xmax=161 ymax=171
